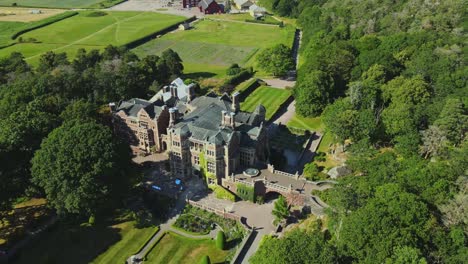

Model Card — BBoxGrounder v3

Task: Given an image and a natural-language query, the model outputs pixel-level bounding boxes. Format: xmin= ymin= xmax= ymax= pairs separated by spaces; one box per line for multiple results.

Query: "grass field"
xmin=133 ymin=19 xmax=294 ymax=77
xmin=0 ymin=7 xmax=65 ymax=22
xmin=287 ymin=114 xmax=324 ymax=132
xmin=145 ymin=232 xmax=229 ymax=264
xmin=0 ymin=0 xmax=110 ymax=8
xmin=14 ymin=220 xmax=156 ymax=264
xmin=0 ymin=11 xmax=186 ymax=64
xmin=241 ymin=86 xmax=291 ymax=120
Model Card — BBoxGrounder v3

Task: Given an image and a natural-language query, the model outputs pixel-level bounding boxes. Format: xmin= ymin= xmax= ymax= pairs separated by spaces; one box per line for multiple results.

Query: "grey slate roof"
xmin=116 ymin=98 xmax=165 ymax=119
xmin=199 ymin=0 xmax=215 ymax=9
xmin=170 ymin=94 xmax=263 ymax=147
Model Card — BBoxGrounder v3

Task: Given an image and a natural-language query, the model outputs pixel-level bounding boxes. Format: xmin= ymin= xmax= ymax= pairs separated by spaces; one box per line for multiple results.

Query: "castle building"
xmin=111 ymin=78 xmax=269 ymax=184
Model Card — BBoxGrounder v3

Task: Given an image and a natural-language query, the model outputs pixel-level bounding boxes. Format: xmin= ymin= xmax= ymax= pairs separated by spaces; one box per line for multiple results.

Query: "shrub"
xmin=86 ymin=11 xmax=108 ymax=17
xmin=199 ymin=255 xmax=211 ymax=264
xmin=216 ymin=231 xmax=225 ymax=250
xmin=236 ymin=183 xmax=255 ymax=202
xmin=211 ymin=185 xmax=236 ymax=202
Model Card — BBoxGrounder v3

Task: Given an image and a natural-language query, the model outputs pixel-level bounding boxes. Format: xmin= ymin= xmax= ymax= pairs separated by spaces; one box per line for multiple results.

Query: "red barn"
xmin=198 ymin=0 xmax=223 ymax=14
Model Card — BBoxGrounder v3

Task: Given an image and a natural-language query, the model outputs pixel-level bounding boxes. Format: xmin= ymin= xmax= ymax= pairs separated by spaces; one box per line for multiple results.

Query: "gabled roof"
xmin=235 ymin=0 xmax=253 ymax=6
xmin=199 ymin=0 xmax=216 ymax=9
xmin=249 ymin=4 xmax=266 ymax=12
xmin=116 ymin=98 xmax=165 ymax=119
xmin=170 ymin=94 xmax=264 ymax=147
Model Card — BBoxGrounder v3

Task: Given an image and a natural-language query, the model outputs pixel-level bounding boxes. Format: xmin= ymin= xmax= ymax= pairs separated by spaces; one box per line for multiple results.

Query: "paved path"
xmin=262 ymin=79 xmax=296 ymax=89
xmin=108 ymin=0 xmax=197 ymax=17
xmin=271 ymin=100 xmax=295 ymax=125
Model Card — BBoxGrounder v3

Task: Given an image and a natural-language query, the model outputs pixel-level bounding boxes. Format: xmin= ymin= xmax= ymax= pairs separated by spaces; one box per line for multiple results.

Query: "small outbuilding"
xmin=249 ymin=4 xmax=267 ymax=18
xmin=198 ymin=0 xmax=223 ymax=14
xmin=234 ymin=0 xmax=253 ymax=11
xmin=179 ymin=22 xmax=191 ymax=31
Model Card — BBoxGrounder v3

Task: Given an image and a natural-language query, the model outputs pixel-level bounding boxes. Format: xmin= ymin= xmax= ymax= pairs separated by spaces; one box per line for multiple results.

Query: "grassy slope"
xmin=133 ymin=19 xmax=294 ymax=76
xmin=91 ymin=223 xmax=157 ymax=264
xmin=240 ymin=86 xmax=291 ymax=120
xmin=145 ymin=232 xmax=229 ymax=264
xmin=0 ymin=11 xmax=185 ymax=64
xmin=0 ymin=0 xmax=104 ymax=8
xmin=14 ymin=221 xmax=156 ymax=264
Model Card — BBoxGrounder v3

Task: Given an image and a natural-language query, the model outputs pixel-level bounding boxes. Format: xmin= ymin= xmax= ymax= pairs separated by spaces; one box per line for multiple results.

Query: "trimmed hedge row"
xmin=11 ymin=11 xmax=78 ymax=40
xmin=87 ymin=0 xmax=127 ymax=9
xmin=244 ymin=19 xmax=283 ymax=26
xmin=224 ymin=68 xmax=253 ymax=86
xmin=122 ymin=16 xmax=196 ymax=50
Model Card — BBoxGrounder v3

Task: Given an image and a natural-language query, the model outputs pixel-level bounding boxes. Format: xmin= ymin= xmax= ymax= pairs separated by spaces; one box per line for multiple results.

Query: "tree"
xmin=303 ymin=162 xmax=319 ymax=181
xmin=434 ymin=98 xmax=467 ymax=146
xmin=385 ymin=246 xmax=427 ymax=264
xmin=59 ymin=99 xmax=98 ymax=122
xmin=31 ymin=121 xmax=131 ymax=216
xmin=161 ymin=49 xmax=184 ymax=76
xmin=257 ymin=44 xmax=294 ymax=76
xmin=295 ymin=70 xmax=334 ymax=116
xmin=37 ymin=51 xmax=69 ymax=73
xmin=199 ymin=255 xmax=211 ymax=264
xmin=419 ymin=125 xmax=448 ymax=159
xmin=272 ymin=196 xmax=289 ymax=224
xmin=216 ymin=231 xmax=225 ymax=250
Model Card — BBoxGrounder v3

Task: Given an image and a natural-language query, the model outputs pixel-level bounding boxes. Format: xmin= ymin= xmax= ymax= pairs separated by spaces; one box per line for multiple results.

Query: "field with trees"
xmin=252 ymin=0 xmax=467 ymax=263
xmin=0 ymin=11 xmax=185 ymax=64
xmin=240 ymin=86 xmax=291 ymax=120
xmin=145 ymin=232 xmax=229 ymax=264
xmin=0 ymin=0 xmax=122 ymax=8
xmin=133 ymin=19 xmax=295 ymax=76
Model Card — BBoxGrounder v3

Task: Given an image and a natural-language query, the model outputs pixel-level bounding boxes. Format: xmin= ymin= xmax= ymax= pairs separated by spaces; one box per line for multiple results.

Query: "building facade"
xmin=111 ymin=78 xmax=269 ymax=186
xmin=163 ymin=92 xmax=269 ymax=184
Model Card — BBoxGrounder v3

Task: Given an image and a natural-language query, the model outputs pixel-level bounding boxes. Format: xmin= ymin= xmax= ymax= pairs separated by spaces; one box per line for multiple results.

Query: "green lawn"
xmin=145 ymin=232 xmax=229 ymax=264
xmin=0 ymin=0 xmax=116 ymax=8
xmin=241 ymin=86 xmax=291 ymax=120
xmin=133 ymin=19 xmax=294 ymax=77
xmin=13 ymin=220 xmax=156 ymax=264
xmin=0 ymin=11 xmax=185 ymax=64
xmin=287 ymin=114 xmax=324 ymax=132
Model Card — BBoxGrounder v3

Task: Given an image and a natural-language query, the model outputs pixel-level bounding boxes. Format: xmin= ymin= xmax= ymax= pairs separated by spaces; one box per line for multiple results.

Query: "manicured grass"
xmin=145 ymin=232 xmax=229 ymax=264
xmin=92 ymin=223 xmax=158 ymax=264
xmin=0 ymin=11 xmax=186 ymax=64
xmin=0 ymin=0 xmax=110 ymax=8
xmin=13 ymin=220 xmax=156 ymax=264
xmin=133 ymin=19 xmax=294 ymax=77
xmin=210 ymin=13 xmax=279 ymax=24
xmin=240 ymin=86 xmax=291 ymax=120
xmin=287 ymin=114 xmax=324 ymax=132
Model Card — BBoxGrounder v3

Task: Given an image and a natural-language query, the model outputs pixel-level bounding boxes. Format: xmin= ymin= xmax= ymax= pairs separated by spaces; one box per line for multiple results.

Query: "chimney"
xmin=109 ymin=102 xmax=116 ymax=112
xmin=231 ymin=92 xmax=240 ymax=112
xmin=170 ymin=85 xmax=178 ymax=98
xmin=169 ymin=107 xmax=178 ymax=127
xmin=187 ymin=83 xmax=195 ymax=102
xmin=229 ymin=112 xmax=236 ymax=128
xmin=221 ymin=111 xmax=236 ymax=129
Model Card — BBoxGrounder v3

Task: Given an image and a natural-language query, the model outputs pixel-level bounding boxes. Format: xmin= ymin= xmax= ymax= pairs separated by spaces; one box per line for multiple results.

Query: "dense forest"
xmin=254 ymin=0 xmax=467 ymax=263
xmin=0 ymin=46 xmax=184 ymax=216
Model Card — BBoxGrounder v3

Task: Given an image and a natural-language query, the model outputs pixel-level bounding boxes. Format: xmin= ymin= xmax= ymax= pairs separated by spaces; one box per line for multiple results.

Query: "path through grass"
xmin=0 ymin=11 xmax=185 ymax=64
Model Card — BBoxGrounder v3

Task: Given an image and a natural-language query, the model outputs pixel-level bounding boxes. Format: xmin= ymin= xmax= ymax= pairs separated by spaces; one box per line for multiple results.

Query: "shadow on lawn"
xmin=12 ymin=223 xmax=122 ymax=264
xmin=183 ymin=71 xmax=217 ymax=80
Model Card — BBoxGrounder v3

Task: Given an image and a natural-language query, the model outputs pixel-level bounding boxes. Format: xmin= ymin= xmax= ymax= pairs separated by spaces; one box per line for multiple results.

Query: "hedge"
xmin=223 ymin=68 xmax=253 ymax=86
xmin=216 ymin=231 xmax=225 ymax=250
xmin=244 ymin=19 xmax=283 ymax=26
xmin=236 ymin=183 xmax=255 ymax=202
xmin=11 ymin=11 xmax=78 ymax=40
xmin=210 ymin=185 xmax=236 ymax=202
